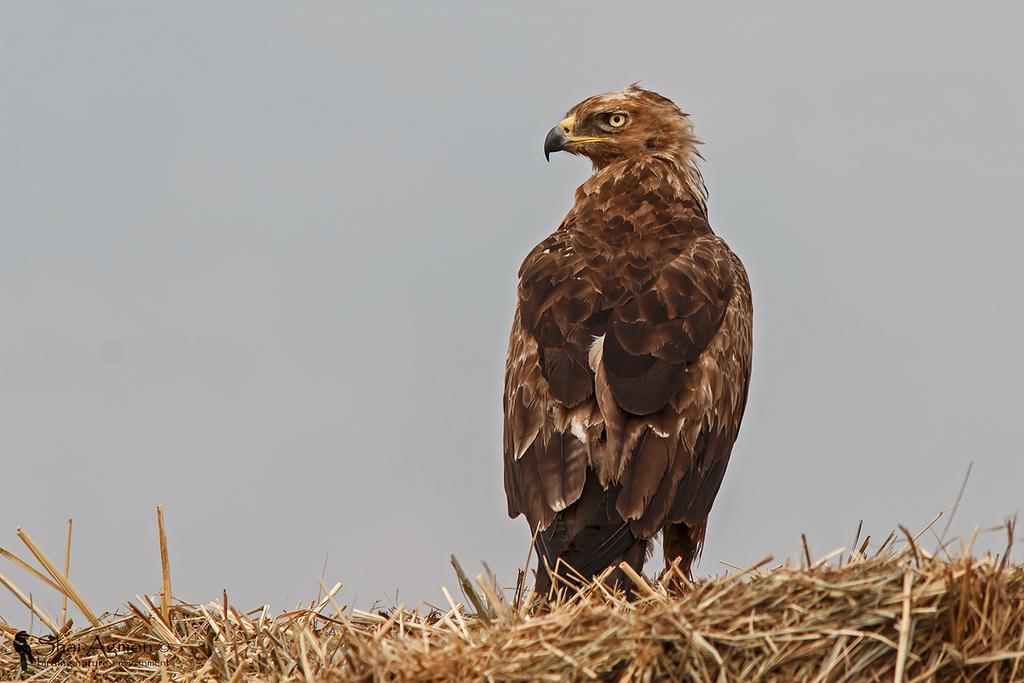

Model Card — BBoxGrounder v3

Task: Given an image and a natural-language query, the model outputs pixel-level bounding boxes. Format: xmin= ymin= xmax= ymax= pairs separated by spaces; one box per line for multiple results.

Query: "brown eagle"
xmin=503 ymin=86 xmax=753 ymax=595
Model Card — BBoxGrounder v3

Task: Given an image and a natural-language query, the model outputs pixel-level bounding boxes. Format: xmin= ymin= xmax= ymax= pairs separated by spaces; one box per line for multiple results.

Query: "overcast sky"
xmin=2 ymin=2 xmax=1023 ymax=626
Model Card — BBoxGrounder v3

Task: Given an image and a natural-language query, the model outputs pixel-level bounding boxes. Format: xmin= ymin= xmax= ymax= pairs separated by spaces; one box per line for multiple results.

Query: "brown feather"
xmin=616 ymin=428 xmax=670 ymax=520
xmin=534 ymin=431 xmax=588 ymax=512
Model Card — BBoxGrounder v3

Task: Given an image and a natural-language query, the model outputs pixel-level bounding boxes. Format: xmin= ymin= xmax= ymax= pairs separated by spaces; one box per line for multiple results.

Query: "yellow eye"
xmin=608 ymin=113 xmax=627 ymax=128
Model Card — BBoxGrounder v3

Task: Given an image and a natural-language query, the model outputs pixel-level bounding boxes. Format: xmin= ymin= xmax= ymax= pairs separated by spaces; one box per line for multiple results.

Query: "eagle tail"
xmin=533 ymin=468 xmax=648 ymax=598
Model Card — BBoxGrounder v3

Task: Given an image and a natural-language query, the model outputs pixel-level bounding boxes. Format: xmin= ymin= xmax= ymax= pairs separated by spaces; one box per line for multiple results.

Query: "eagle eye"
xmin=607 ymin=113 xmax=627 ymax=128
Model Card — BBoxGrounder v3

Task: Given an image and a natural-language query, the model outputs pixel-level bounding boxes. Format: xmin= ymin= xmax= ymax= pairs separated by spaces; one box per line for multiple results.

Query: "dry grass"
xmin=2 ymin=513 xmax=1024 ymax=682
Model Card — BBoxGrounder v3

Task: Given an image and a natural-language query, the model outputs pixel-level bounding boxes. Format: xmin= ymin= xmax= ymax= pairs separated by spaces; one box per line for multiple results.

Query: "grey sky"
xmin=2 ymin=2 xmax=1023 ymax=624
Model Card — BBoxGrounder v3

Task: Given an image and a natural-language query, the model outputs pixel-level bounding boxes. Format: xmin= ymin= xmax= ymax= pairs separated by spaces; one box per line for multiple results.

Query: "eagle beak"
xmin=544 ymin=124 xmax=570 ymax=161
xmin=543 ymin=115 xmax=610 ymax=161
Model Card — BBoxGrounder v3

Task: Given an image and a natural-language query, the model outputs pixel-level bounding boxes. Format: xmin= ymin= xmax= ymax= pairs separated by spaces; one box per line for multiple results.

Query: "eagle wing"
xmin=504 ymin=169 xmax=752 ymax=551
xmin=595 ymin=237 xmax=751 ymax=539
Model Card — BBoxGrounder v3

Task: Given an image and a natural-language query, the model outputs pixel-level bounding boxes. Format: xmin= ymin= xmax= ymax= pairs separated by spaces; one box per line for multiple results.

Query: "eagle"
xmin=503 ymin=86 xmax=753 ymax=595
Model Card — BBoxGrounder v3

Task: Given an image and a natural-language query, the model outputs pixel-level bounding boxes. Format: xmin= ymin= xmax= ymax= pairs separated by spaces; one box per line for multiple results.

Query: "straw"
xmin=1 ymin=518 xmax=1023 ymax=681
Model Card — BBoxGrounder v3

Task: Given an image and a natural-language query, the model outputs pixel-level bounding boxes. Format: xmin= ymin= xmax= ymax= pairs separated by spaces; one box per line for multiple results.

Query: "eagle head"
xmin=544 ymin=85 xmax=701 ymax=169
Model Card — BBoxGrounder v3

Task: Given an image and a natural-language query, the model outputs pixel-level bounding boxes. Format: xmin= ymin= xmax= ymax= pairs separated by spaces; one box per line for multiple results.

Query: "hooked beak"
xmin=543 ymin=116 xmax=610 ymax=161
xmin=544 ymin=125 xmax=568 ymax=161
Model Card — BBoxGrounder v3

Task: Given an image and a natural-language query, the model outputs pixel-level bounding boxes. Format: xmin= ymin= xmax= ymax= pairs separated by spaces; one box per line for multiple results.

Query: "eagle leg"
xmin=533 ymin=468 xmax=649 ymax=600
xmin=663 ymin=520 xmax=707 ymax=582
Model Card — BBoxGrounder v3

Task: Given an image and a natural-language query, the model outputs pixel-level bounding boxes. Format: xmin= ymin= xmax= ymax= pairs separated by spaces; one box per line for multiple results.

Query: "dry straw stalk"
xmin=1 ymin=517 xmax=1023 ymax=681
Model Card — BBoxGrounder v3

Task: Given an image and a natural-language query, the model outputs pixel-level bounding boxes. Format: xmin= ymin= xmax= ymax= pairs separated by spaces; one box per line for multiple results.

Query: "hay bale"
xmin=3 ymin=523 xmax=1024 ymax=681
